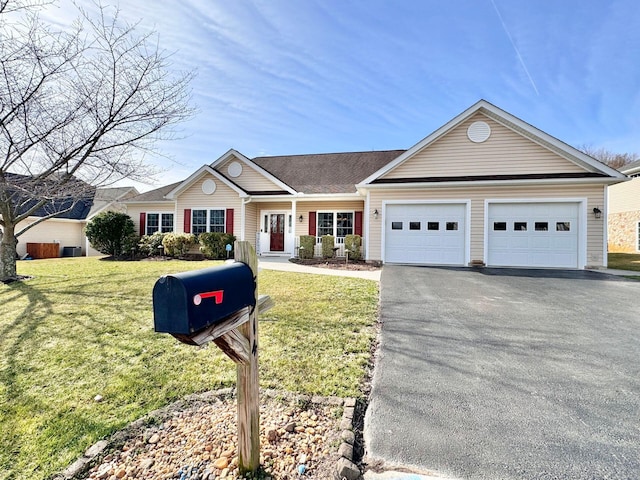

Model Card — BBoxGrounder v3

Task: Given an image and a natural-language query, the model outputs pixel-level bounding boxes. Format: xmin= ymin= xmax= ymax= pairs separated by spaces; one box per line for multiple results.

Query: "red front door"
xmin=270 ymin=214 xmax=285 ymax=251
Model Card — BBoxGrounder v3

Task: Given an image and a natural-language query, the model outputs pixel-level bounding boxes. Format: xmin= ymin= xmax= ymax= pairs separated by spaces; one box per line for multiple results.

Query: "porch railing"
xmin=294 ymin=236 xmax=362 ymax=258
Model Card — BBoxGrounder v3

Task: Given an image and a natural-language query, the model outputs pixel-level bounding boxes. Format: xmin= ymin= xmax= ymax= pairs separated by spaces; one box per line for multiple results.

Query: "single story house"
xmin=123 ymin=100 xmax=626 ymax=269
xmin=11 ymin=186 xmax=139 ymax=258
xmin=607 ymin=159 xmax=640 ymax=252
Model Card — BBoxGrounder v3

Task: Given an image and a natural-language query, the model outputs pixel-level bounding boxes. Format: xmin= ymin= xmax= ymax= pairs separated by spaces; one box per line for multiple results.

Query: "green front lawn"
xmin=0 ymin=258 xmax=378 ymax=480
xmin=608 ymin=252 xmax=640 ymax=272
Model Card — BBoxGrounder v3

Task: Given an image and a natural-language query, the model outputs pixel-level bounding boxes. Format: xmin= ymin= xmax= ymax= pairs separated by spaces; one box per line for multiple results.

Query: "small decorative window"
xmin=514 ymin=222 xmax=527 ymax=231
xmin=535 ymin=222 xmax=548 ymax=231
xmin=391 ymin=222 xmax=403 ymax=230
xmin=556 ymin=222 xmax=571 ymax=232
xmin=409 ymin=222 xmax=421 ymax=230
xmin=427 ymin=222 xmax=439 ymax=231
xmin=493 ymin=222 xmax=507 ymax=231
xmin=446 ymin=222 xmax=458 ymax=231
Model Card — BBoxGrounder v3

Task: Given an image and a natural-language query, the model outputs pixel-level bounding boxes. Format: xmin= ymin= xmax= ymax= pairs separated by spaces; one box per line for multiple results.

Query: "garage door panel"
xmin=385 ymin=203 xmax=466 ymax=265
xmin=488 ymin=202 xmax=579 ymax=268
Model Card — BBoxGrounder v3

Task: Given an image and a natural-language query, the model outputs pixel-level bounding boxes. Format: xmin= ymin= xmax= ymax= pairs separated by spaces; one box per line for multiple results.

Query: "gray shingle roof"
xmin=251 ymin=150 xmax=405 ymax=194
xmin=126 ymin=181 xmax=183 ymax=201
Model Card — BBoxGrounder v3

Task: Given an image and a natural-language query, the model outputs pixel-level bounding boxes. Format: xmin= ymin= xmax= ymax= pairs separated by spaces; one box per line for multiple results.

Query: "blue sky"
xmin=44 ymin=0 xmax=640 ymax=190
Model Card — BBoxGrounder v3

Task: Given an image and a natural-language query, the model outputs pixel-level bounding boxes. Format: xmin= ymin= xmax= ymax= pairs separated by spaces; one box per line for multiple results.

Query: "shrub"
xmin=199 ymin=232 xmax=235 ymax=259
xmin=299 ymin=235 xmax=315 ymax=259
xmin=344 ymin=234 xmax=362 ymax=261
xmin=162 ymin=233 xmax=196 ymax=257
xmin=85 ymin=211 xmax=137 ymax=257
xmin=138 ymin=232 xmax=166 ymax=257
xmin=321 ymin=235 xmax=335 ymax=259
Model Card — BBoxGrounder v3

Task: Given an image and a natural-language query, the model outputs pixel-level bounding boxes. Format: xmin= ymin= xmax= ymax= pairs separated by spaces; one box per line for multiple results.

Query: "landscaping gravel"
xmin=81 ymin=391 xmax=344 ymax=480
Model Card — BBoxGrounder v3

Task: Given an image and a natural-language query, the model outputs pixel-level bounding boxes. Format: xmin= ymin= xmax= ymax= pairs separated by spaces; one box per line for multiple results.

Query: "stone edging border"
xmin=54 ymin=388 xmax=362 ymax=480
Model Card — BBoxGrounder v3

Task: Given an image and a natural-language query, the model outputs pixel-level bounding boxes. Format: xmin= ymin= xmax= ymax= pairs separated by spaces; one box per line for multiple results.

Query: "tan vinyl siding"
xmin=608 ymin=178 xmax=640 ymax=214
xmin=367 ymin=184 xmax=606 ymax=267
xmin=16 ymin=218 xmax=84 ymax=257
xmin=175 ymin=173 xmax=243 ymax=236
xmin=382 ymin=113 xmax=585 ymax=180
xmin=244 ymin=202 xmax=258 ymax=247
xmin=216 ymin=157 xmax=283 ymax=192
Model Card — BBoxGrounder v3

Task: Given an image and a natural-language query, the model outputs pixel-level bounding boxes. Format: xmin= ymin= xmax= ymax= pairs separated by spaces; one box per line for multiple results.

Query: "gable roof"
xmin=88 ymin=186 xmax=139 ymax=217
xmin=165 ymin=165 xmax=248 ymax=199
xmin=359 ymin=100 xmax=626 ymax=186
xmin=252 ymin=150 xmax=405 ymax=194
xmin=126 ymin=181 xmax=183 ymax=202
xmin=4 ymin=173 xmax=95 ymax=220
xmin=211 ymin=149 xmax=297 ymax=195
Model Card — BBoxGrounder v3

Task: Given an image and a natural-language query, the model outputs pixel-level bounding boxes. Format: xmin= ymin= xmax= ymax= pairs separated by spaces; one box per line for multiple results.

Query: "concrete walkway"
xmin=257 ymin=256 xmax=381 ymax=281
xmin=588 ymin=267 xmax=640 ymax=276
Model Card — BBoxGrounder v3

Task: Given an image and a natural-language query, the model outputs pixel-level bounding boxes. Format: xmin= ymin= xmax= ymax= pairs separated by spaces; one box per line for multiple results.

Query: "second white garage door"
xmin=487 ymin=202 xmax=580 ymax=268
xmin=385 ymin=203 xmax=466 ymax=265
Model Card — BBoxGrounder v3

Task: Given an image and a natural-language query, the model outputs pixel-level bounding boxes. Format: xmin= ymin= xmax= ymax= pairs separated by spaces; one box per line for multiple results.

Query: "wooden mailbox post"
xmin=152 ymin=240 xmax=269 ymax=475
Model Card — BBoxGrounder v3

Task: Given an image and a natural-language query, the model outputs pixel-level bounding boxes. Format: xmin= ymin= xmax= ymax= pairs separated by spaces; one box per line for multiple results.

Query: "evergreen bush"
xmin=321 ymin=235 xmax=335 ymax=259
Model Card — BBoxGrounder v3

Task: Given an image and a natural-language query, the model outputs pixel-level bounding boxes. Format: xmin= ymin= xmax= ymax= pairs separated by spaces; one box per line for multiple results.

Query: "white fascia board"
xmin=360 ymin=99 xmax=626 ymax=185
xmin=210 ymin=149 xmax=297 ymax=195
xmin=621 ymin=164 xmax=640 ymax=176
xmin=165 ymin=165 xmax=248 ymax=199
xmin=122 ymin=199 xmax=174 ymax=204
xmin=24 ymin=216 xmax=83 ymax=224
xmin=249 ymin=192 xmax=363 ymax=202
xmin=362 ymin=177 xmax=626 ymax=190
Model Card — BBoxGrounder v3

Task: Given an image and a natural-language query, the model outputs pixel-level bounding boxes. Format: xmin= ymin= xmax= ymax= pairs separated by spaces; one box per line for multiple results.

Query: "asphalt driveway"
xmin=364 ymin=266 xmax=640 ymax=480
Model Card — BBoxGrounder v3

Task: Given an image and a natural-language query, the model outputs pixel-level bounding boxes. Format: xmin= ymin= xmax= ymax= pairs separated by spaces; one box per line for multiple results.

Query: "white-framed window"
xmin=146 ymin=213 xmax=174 ymax=235
xmin=317 ymin=211 xmax=354 ymax=238
xmin=192 ymin=209 xmax=225 ymax=234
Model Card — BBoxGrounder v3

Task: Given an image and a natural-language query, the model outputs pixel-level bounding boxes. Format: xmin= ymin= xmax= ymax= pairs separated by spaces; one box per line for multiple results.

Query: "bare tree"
xmin=0 ymin=0 xmax=194 ymax=281
xmin=578 ymin=145 xmax=640 ymax=170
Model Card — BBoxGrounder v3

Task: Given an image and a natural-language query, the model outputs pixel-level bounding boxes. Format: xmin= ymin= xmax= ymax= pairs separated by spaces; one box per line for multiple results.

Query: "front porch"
xmin=257 ymin=235 xmax=363 ymax=258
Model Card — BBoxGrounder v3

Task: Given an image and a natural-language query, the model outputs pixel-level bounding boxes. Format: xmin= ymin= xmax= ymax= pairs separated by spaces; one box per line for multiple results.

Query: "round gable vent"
xmin=467 ymin=121 xmax=491 ymax=143
xmin=202 ymin=179 xmax=216 ymax=195
xmin=227 ymin=161 xmax=242 ymax=178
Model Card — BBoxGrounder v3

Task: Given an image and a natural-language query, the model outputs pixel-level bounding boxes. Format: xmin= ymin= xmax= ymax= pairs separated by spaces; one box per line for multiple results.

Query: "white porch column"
xmin=290 ymin=199 xmax=297 ymax=258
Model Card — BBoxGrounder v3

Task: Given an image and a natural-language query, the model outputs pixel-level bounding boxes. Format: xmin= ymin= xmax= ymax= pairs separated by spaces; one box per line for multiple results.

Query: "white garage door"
xmin=487 ymin=202 xmax=579 ymax=268
xmin=385 ymin=203 xmax=466 ymax=265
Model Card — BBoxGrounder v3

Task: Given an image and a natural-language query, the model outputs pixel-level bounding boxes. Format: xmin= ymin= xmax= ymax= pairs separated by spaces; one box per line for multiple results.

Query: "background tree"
xmin=579 ymin=145 xmax=640 ymax=170
xmin=0 ymin=0 xmax=194 ymax=281
xmin=85 ymin=211 xmax=136 ymax=257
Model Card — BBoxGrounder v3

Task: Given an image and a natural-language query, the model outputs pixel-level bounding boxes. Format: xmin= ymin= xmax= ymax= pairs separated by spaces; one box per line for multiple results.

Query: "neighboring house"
xmin=12 ymin=186 xmax=139 ymax=258
xmin=124 ymin=100 xmax=626 ymax=269
xmin=607 ymin=159 xmax=640 ymax=253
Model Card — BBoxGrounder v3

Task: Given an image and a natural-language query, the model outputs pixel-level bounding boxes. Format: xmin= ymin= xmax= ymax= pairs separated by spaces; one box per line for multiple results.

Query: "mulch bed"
xmin=288 ymin=258 xmax=381 ymax=272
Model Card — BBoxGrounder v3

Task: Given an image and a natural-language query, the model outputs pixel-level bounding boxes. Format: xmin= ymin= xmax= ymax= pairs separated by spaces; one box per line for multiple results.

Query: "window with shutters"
xmin=316 ymin=211 xmax=354 ymax=238
xmin=192 ymin=209 xmax=225 ymax=233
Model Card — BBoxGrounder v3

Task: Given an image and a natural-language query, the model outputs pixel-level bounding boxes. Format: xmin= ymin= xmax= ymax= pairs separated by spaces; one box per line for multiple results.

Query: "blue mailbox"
xmin=153 ymin=262 xmax=256 ymax=336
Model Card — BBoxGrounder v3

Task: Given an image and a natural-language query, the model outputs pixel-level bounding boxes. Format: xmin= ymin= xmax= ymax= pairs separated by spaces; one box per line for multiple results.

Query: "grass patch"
xmin=607 ymin=253 xmax=640 ymax=272
xmin=0 ymin=258 xmax=378 ymax=480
